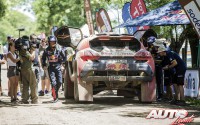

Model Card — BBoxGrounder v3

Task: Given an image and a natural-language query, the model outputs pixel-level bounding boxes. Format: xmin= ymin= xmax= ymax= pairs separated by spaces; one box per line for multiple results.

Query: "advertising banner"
xmin=178 ymin=0 xmax=200 ymax=38
xmin=84 ymin=0 xmax=94 ymax=35
xmin=184 ymin=69 xmax=200 ymax=98
xmin=122 ymin=2 xmax=137 ymax=34
xmin=96 ymin=8 xmax=112 ymax=33
xmin=130 ymin=0 xmax=149 ymax=30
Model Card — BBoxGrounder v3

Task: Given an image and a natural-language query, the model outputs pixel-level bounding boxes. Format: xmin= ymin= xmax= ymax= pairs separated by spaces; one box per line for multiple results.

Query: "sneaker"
xmin=17 ymin=92 xmax=21 ymax=96
xmin=51 ymin=98 xmax=59 ymax=103
xmin=175 ymin=100 xmax=187 ymax=106
xmin=45 ymin=90 xmax=49 ymax=94
xmin=31 ymin=100 xmax=40 ymax=104
xmin=20 ymin=101 xmax=29 ymax=104
xmin=11 ymin=99 xmax=17 ymax=103
xmin=170 ymin=99 xmax=178 ymax=105
xmin=38 ymin=90 xmax=44 ymax=96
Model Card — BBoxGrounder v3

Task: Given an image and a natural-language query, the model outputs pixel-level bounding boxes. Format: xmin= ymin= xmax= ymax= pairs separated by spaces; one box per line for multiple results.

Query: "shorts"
xmin=41 ymin=69 xmax=49 ymax=80
xmin=172 ymin=69 xmax=186 ymax=85
xmin=7 ymin=66 xmax=19 ymax=78
xmin=164 ymin=69 xmax=174 ymax=86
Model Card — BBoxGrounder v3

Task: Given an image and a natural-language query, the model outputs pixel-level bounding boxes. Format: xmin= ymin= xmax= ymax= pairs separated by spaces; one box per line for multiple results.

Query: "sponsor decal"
xmin=106 ymin=63 xmax=129 ymax=71
xmin=146 ymin=109 xmax=194 ymax=125
xmin=101 ymin=51 xmax=135 ymax=56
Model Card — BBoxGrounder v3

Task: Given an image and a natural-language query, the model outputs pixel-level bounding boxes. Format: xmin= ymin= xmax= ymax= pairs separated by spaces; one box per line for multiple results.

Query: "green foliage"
xmin=0 ymin=0 xmax=6 ymax=20
xmin=0 ymin=10 xmax=37 ymax=45
xmin=186 ymin=98 xmax=200 ymax=107
xmin=33 ymin=0 xmax=125 ymax=34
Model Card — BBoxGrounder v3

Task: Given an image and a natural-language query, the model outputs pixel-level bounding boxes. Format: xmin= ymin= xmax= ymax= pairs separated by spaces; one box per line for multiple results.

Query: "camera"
xmin=15 ymin=35 xmax=30 ymax=51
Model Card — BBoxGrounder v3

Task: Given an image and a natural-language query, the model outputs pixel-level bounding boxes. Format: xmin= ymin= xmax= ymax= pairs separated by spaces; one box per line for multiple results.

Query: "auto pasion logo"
xmin=146 ymin=109 xmax=195 ymax=125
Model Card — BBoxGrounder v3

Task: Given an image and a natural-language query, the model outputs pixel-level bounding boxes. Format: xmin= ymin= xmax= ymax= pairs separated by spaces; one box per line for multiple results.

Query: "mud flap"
xmin=77 ymin=81 xmax=93 ymax=102
xmin=141 ymin=77 xmax=156 ymax=102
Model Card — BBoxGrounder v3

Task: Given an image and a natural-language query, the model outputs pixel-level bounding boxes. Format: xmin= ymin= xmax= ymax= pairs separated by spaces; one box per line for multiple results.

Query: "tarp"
xmin=117 ymin=0 xmax=190 ymax=28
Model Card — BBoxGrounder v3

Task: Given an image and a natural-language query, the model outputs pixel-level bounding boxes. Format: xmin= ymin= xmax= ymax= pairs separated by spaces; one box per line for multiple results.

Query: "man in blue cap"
xmin=147 ymin=36 xmax=164 ymax=101
xmin=42 ymin=35 xmax=66 ymax=103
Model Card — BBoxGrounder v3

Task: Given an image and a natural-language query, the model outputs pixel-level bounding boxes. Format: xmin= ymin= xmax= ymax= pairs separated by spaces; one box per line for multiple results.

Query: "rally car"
xmin=55 ymin=26 xmax=156 ymax=102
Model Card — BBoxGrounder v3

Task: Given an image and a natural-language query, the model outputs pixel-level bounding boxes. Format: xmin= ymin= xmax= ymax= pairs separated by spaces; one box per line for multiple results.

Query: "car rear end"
xmin=76 ymin=34 xmax=155 ymax=85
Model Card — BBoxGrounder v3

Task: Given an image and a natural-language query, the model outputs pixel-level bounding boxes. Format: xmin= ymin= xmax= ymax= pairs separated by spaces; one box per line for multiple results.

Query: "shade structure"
xmin=117 ymin=0 xmax=190 ymax=28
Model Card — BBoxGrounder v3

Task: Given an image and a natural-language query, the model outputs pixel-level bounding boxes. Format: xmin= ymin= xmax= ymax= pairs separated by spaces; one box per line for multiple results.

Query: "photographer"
xmin=30 ymin=34 xmax=40 ymax=94
xmin=19 ymin=36 xmax=38 ymax=104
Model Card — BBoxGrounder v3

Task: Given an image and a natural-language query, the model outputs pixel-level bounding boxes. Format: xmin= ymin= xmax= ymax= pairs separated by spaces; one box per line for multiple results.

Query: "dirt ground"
xmin=0 ymin=64 xmax=200 ymax=125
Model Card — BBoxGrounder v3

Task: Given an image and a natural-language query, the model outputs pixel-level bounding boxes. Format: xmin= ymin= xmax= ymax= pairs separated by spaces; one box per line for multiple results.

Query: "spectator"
xmin=3 ymin=35 xmax=14 ymax=96
xmin=0 ymin=53 xmax=6 ymax=96
xmin=7 ymin=42 xmax=20 ymax=102
xmin=38 ymin=37 xmax=50 ymax=96
xmin=157 ymin=46 xmax=187 ymax=106
xmin=0 ymin=41 xmax=4 ymax=96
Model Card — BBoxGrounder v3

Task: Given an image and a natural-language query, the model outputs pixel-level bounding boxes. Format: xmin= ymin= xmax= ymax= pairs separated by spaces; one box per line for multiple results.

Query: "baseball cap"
xmin=153 ymin=38 xmax=166 ymax=47
xmin=157 ymin=46 xmax=167 ymax=53
xmin=147 ymin=36 xmax=156 ymax=44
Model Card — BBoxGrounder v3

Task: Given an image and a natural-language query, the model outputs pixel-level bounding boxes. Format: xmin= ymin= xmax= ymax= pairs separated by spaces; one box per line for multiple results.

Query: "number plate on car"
xmin=109 ymin=76 xmax=126 ymax=81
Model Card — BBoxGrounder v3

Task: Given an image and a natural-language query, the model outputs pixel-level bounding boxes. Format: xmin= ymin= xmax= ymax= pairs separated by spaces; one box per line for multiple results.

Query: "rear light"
xmin=80 ymin=49 xmax=100 ymax=61
xmin=134 ymin=49 xmax=152 ymax=60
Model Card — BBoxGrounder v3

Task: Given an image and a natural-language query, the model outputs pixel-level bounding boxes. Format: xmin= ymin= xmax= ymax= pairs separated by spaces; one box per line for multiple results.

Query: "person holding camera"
xmin=19 ymin=36 xmax=38 ymax=104
xmin=42 ymin=35 xmax=65 ymax=103
xmin=7 ymin=42 xmax=20 ymax=102
xmin=30 ymin=34 xmax=40 ymax=95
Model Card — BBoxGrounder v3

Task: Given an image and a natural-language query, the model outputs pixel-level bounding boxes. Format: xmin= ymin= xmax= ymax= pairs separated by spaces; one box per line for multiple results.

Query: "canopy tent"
xmin=117 ymin=0 xmax=190 ymax=28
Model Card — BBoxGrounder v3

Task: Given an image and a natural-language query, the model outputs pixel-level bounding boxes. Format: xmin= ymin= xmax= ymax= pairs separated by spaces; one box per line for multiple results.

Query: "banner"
xmin=96 ymin=8 xmax=112 ymax=33
xmin=184 ymin=69 xmax=200 ymax=98
xmin=178 ymin=0 xmax=200 ymax=38
xmin=117 ymin=0 xmax=190 ymax=28
xmin=122 ymin=2 xmax=137 ymax=34
xmin=130 ymin=0 xmax=149 ymax=30
xmin=84 ymin=0 xmax=94 ymax=35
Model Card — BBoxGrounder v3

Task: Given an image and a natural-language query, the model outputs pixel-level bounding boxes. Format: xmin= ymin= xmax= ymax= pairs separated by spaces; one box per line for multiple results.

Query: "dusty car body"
xmin=56 ymin=26 xmax=156 ymax=102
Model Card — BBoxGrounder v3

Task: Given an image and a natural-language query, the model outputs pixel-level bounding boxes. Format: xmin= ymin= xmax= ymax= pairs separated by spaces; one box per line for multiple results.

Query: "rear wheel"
xmin=64 ymin=62 xmax=74 ymax=99
xmin=74 ymin=62 xmax=93 ymax=102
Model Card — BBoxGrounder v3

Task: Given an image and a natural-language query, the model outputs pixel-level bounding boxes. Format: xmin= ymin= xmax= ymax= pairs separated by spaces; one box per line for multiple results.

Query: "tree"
xmin=0 ymin=0 xmax=6 ymax=20
xmin=0 ymin=10 xmax=37 ymax=45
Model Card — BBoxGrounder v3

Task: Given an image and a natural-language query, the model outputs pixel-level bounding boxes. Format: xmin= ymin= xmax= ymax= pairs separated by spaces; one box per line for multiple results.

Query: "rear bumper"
xmin=78 ymin=58 xmax=154 ymax=82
